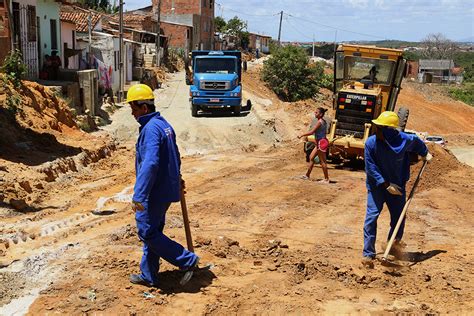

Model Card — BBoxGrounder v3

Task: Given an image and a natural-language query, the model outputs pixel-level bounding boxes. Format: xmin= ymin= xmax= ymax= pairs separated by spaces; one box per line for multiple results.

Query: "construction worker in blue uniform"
xmin=127 ymin=84 xmax=199 ymax=286
xmin=362 ymin=111 xmax=432 ymax=268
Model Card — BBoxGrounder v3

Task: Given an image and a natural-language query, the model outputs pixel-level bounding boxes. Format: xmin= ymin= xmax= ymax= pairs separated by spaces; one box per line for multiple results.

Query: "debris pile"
xmin=410 ymin=143 xmax=472 ymax=192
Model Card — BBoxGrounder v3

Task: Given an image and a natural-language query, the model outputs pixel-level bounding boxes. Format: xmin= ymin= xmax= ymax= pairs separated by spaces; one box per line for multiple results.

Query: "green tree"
xmin=240 ymin=31 xmax=250 ymax=49
xmin=224 ymin=16 xmax=248 ymax=48
xmin=214 ymin=16 xmax=226 ymax=33
xmin=224 ymin=16 xmax=247 ymax=36
xmin=261 ymin=46 xmax=323 ymax=102
xmin=268 ymin=39 xmax=279 ymax=54
xmin=80 ymin=0 xmax=112 ymax=12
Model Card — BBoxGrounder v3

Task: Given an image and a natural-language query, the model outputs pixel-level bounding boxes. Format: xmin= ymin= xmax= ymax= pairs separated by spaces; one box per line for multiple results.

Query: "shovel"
xmin=180 ymin=187 xmax=194 ymax=253
xmin=380 ymin=160 xmax=428 ymax=267
xmin=179 ymin=185 xmax=196 ymax=286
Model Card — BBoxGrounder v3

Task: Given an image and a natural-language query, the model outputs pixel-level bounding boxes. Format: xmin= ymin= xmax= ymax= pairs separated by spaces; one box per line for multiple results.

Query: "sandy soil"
xmin=0 ymin=67 xmax=473 ymax=315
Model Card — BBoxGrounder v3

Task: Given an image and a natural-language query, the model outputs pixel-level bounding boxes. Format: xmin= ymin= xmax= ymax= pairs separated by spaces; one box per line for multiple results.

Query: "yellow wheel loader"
xmin=326 ymin=44 xmax=408 ymax=160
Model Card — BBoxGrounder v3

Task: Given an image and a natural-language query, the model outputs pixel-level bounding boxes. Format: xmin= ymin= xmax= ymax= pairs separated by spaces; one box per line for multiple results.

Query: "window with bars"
xmin=27 ymin=5 xmax=36 ymax=42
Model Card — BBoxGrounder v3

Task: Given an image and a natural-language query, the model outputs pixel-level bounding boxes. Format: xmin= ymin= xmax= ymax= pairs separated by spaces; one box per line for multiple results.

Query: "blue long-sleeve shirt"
xmin=133 ymin=112 xmax=181 ymax=205
xmin=365 ymin=129 xmax=428 ymax=190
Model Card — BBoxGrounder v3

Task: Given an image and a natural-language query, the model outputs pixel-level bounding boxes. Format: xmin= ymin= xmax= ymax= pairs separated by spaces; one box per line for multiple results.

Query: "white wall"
xmin=61 ymin=21 xmax=78 ymax=69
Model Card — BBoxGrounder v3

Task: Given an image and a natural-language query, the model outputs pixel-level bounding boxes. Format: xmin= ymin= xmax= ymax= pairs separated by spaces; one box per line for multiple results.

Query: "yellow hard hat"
xmin=372 ymin=111 xmax=399 ymax=128
xmin=126 ymin=84 xmax=154 ymax=103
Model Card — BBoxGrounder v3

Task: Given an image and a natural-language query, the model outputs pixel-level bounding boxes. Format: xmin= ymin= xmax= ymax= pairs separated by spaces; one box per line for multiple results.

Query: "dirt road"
xmin=1 ymin=69 xmax=473 ymax=315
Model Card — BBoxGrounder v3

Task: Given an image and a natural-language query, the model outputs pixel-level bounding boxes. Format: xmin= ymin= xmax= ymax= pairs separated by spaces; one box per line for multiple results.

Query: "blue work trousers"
xmin=135 ymin=201 xmax=197 ymax=284
xmin=363 ymin=186 xmax=406 ymax=258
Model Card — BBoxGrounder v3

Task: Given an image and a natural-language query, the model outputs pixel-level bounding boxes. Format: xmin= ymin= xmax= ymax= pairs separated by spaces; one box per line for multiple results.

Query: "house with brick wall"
xmin=105 ymin=6 xmax=194 ymax=55
xmin=0 ymin=0 xmax=11 ymax=64
xmin=248 ymin=32 xmax=271 ymax=54
xmin=152 ymin=0 xmax=214 ymax=50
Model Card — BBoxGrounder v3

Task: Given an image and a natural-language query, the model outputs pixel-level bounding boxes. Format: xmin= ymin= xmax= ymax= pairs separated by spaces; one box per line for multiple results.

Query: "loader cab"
xmin=326 ymin=44 xmax=407 ymax=159
xmin=333 ymin=44 xmax=406 ymax=115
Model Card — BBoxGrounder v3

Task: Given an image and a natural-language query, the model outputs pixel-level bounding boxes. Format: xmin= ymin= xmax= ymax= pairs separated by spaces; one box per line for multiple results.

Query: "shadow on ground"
xmin=197 ymin=110 xmax=251 ymax=118
xmin=156 ymin=265 xmax=216 ymax=294
xmin=406 ymin=249 xmax=447 ymax=265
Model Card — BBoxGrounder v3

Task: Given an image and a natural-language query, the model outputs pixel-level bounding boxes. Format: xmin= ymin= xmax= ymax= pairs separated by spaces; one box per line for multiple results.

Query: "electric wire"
xmin=285 ymin=13 xmax=387 ymax=40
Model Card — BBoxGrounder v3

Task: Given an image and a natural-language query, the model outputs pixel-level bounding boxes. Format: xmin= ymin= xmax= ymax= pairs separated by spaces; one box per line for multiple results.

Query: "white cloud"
xmin=344 ymin=0 xmax=370 ymax=8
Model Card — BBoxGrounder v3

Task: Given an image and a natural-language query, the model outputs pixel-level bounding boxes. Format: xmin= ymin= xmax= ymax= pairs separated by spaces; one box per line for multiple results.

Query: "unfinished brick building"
xmin=152 ymin=0 xmax=214 ymax=50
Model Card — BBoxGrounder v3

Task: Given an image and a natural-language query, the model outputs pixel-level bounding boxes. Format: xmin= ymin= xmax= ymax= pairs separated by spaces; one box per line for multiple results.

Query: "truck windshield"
xmin=344 ymin=56 xmax=395 ymax=85
xmin=195 ymin=58 xmax=236 ymax=74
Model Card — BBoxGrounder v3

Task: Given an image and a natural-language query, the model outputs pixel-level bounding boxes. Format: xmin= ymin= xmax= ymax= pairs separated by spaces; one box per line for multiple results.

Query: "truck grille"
xmin=200 ymin=81 xmax=230 ymax=90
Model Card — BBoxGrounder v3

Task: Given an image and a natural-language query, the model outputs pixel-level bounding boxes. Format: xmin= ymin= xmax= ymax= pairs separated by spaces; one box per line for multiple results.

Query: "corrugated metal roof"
xmin=419 ymin=59 xmax=454 ymax=70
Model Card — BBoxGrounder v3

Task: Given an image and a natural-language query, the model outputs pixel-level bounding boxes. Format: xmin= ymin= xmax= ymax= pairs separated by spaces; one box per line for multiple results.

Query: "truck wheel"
xmin=234 ymin=105 xmax=241 ymax=117
xmin=245 ymin=99 xmax=252 ymax=111
xmin=397 ymin=107 xmax=409 ymax=131
xmin=191 ymin=104 xmax=198 ymax=117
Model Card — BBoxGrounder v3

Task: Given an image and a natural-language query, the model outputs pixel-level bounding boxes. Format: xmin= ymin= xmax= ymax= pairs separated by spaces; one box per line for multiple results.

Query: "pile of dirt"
xmin=409 ymin=143 xmax=472 ymax=192
xmin=0 ymin=79 xmax=77 ymax=135
xmin=141 ymin=67 xmax=167 ymax=90
xmin=0 ymin=79 xmax=81 ymax=167
xmin=398 ymin=82 xmax=474 ymax=135
xmin=242 ymin=52 xmax=255 ymax=62
xmin=0 ymin=79 xmax=116 ymax=212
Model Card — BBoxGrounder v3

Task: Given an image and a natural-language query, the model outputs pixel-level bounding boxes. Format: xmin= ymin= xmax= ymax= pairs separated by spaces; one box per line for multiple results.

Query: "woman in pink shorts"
xmin=298 ymin=107 xmax=330 ymax=183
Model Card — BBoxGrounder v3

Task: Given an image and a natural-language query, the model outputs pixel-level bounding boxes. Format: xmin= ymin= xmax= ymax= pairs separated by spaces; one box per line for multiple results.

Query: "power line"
xmin=215 ymin=2 xmax=280 ymax=17
xmin=284 ymin=17 xmax=313 ymax=41
xmin=286 ymin=13 xmax=387 ymax=40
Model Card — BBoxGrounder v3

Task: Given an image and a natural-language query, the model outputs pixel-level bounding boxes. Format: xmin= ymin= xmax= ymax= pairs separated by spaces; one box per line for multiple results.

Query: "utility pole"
xmin=277 ymin=11 xmax=283 ymax=46
xmin=312 ymin=33 xmax=315 ymax=57
xmin=156 ymin=0 xmax=161 ymax=67
xmin=118 ymin=0 xmax=124 ymax=102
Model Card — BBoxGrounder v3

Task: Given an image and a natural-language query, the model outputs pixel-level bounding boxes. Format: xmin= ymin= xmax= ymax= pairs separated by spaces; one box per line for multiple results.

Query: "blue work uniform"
xmin=134 ymin=112 xmax=197 ymax=285
xmin=363 ymin=128 xmax=428 ymax=258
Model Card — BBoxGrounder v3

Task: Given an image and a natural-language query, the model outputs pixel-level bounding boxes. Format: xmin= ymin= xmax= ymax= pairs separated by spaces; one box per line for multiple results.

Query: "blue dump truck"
xmin=187 ymin=50 xmax=245 ymax=117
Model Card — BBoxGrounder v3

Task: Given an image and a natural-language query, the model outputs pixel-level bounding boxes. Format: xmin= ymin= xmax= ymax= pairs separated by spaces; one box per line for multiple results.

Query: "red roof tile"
xmin=60 ymin=6 xmax=103 ymax=33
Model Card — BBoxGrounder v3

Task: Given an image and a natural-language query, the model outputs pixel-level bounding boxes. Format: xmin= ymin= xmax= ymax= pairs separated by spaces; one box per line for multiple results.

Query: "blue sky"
xmin=124 ymin=0 xmax=474 ymax=42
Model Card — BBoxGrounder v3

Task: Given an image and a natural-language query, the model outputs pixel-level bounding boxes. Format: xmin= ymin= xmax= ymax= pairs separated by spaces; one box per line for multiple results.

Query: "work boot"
xmin=129 ymin=274 xmax=155 ymax=287
xmin=180 ymin=256 xmax=200 ymax=286
xmin=361 ymin=256 xmax=375 ymax=269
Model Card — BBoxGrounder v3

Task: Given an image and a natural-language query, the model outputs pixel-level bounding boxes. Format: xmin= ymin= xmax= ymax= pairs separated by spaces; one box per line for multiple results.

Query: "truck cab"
xmin=188 ymin=50 xmax=243 ymax=117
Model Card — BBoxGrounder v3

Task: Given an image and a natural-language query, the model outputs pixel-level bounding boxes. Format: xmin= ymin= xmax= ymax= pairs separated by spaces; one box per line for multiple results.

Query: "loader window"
xmin=195 ymin=58 xmax=237 ymax=74
xmin=344 ymin=56 xmax=395 ymax=85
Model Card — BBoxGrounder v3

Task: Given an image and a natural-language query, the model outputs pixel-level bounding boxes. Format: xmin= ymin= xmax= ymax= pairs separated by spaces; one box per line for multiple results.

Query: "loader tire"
xmin=397 ymin=107 xmax=409 ymax=131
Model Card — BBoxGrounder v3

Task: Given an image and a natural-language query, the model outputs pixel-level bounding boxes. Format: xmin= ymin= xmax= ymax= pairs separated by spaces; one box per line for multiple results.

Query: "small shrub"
xmin=319 ymin=72 xmax=333 ymax=90
xmin=6 ymin=91 xmax=22 ymax=113
xmin=261 ymin=46 xmax=323 ymax=102
xmin=449 ymin=84 xmax=474 ymax=106
xmin=1 ymin=50 xmax=27 ymax=88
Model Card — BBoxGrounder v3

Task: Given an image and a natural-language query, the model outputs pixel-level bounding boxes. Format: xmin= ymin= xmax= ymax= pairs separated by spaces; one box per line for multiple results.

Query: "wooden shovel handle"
xmin=382 ymin=160 xmax=428 ymax=260
xmin=180 ymin=188 xmax=195 ymax=253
